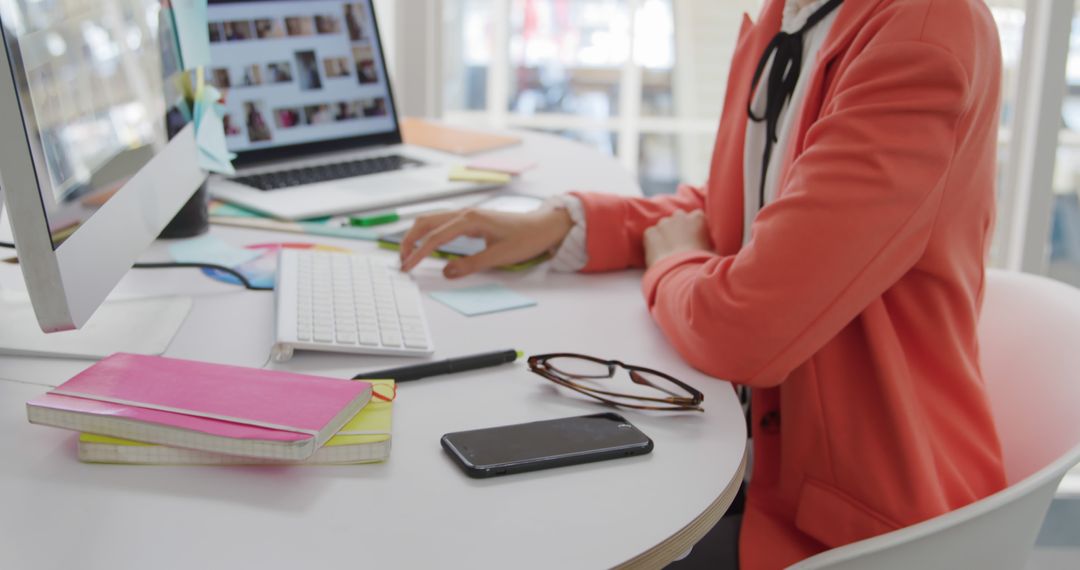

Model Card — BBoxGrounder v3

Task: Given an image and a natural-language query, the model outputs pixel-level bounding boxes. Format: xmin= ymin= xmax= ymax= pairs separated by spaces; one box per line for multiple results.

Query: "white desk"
xmin=0 ymin=131 xmax=747 ymax=569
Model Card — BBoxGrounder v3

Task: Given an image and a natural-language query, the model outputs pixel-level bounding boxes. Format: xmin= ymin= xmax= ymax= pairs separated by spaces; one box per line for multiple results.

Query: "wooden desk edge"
xmin=615 ymin=443 xmax=749 ymax=570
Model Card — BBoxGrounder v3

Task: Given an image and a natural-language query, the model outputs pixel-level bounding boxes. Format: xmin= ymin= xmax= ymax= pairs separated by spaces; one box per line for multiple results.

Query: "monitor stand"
xmin=0 ymin=195 xmax=193 ymax=360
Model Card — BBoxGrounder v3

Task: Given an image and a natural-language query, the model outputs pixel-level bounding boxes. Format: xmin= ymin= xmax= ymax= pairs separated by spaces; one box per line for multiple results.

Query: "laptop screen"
xmin=207 ymin=0 xmax=398 ymax=157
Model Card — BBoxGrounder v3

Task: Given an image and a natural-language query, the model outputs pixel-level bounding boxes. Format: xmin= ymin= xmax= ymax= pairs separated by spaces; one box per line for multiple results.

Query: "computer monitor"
xmin=0 ymin=0 xmax=206 ymax=332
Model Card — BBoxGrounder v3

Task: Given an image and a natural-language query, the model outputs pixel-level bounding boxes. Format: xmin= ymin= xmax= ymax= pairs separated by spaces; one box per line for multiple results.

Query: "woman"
xmin=401 ymin=0 xmax=1007 ymax=567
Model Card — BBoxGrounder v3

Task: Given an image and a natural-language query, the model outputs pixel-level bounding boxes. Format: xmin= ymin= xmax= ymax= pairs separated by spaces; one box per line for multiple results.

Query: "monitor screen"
xmin=207 ymin=0 xmax=397 ymax=156
xmin=0 ymin=0 xmax=171 ymax=247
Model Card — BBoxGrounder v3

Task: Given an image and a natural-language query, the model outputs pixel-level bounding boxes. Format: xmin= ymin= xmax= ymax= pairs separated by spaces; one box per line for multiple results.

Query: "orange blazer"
xmin=571 ymin=0 xmax=1007 ymax=567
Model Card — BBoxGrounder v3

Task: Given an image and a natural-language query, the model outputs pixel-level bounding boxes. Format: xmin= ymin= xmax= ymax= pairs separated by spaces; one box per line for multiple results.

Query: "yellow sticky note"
xmin=448 ymin=165 xmax=512 ymax=185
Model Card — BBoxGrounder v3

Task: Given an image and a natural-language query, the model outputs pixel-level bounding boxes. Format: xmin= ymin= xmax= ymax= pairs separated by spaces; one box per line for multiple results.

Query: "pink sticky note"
xmin=466 ymin=156 xmax=537 ymax=176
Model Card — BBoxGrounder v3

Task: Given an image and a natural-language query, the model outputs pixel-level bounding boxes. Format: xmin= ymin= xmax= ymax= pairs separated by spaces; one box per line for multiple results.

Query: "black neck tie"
xmin=747 ymin=0 xmax=844 ymax=210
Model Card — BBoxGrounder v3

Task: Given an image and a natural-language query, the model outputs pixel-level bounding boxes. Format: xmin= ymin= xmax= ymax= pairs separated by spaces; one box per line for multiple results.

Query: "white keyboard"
xmin=271 ymin=249 xmax=434 ymax=362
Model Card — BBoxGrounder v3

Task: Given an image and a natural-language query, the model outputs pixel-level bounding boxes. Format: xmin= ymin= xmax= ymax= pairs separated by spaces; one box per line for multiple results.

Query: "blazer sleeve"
xmin=571 ymin=183 xmax=707 ymax=273
xmin=642 ymin=41 xmax=971 ymax=388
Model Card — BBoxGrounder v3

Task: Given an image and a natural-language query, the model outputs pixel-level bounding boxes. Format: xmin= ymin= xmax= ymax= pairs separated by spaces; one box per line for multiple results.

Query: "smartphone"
xmin=441 ymin=413 xmax=654 ymax=478
xmin=378 ymin=229 xmax=548 ymax=271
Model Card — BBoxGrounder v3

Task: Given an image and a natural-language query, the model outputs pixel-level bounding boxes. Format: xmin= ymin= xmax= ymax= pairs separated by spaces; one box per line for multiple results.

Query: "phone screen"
xmin=442 ymin=413 xmax=652 ymax=475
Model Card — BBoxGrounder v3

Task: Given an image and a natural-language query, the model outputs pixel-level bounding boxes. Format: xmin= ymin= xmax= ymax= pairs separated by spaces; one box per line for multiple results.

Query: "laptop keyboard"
xmin=233 ymin=155 xmax=425 ymax=191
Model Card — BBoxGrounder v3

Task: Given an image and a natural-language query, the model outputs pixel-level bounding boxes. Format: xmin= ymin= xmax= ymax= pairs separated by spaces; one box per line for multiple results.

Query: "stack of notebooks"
xmin=26 ymin=353 xmax=394 ymax=465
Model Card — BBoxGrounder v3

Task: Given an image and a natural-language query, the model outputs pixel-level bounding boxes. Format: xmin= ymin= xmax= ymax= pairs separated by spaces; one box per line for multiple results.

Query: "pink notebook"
xmin=26 ymin=353 xmax=372 ymax=461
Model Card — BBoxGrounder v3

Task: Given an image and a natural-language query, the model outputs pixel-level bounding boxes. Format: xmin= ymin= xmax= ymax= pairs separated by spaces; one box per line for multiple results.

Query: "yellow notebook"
xmin=448 ymin=165 xmax=512 ymax=185
xmin=78 ymin=380 xmax=395 ymax=465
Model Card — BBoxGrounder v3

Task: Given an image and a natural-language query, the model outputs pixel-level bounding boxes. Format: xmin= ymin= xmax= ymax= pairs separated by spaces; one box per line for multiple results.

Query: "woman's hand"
xmin=399 ymin=207 xmax=574 ymax=278
xmin=643 ymin=210 xmax=713 ymax=268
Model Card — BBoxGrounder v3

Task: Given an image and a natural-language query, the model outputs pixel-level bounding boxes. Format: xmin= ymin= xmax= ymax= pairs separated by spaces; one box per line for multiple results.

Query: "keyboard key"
xmin=380 ymin=331 xmax=402 ymax=347
xmin=397 ymin=304 xmax=422 ymax=317
xmin=402 ymin=325 xmax=425 ymax=337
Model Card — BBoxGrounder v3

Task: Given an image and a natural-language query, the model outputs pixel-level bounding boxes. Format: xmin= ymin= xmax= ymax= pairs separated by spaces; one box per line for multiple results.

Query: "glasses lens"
xmin=566 ymin=367 xmax=692 ymax=405
xmin=544 ymin=356 xmax=612 ymax=379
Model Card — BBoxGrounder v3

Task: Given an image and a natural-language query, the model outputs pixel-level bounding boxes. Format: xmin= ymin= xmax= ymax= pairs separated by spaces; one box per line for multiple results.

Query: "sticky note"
xmin=209 ymin=201 xmax=263 ymax=218
xmin=196 ymin=110 xmax=237 ymax=175
xmin=298 ymin=223 xmax=379 ymax=241
xmin=168 ymin=235 xmax=260 ymax=268
xmin=194 ymin=86 xmax=236 ymax=176
xmin=170 ymin=0 xmax=211 ymax=70
xmin=429 ymin=284 xmax=537 ymax=317
xmin=448 ymin=166 xmax=512 ymax=185
xmin=466 ymin=157 xmax=537 ymax=176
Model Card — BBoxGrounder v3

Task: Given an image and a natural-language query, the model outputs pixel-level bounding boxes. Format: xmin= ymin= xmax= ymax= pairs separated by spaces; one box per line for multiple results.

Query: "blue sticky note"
xmin=209 ymin=201 xmax=264 ymax=218
xmin=196 ymin=98 xmax=236 ymax=175
xmin=429 ymin=284 xmax=537 ymax=317
xmin=170 ymin=0 xmax=211 ymax=70
xmin=168 ymin=235 xmax=260 ymax=268
xmin=298 ymin=223 xmax=379 ymax=241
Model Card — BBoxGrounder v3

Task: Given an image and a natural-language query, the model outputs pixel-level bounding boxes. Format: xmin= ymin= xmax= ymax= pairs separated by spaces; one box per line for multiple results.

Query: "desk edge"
xmin=614 ymin=442 xmax=749 ymax=570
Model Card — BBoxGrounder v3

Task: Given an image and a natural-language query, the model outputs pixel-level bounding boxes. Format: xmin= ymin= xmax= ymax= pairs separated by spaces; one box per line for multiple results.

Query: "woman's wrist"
xmin=541 ymin=205 xmax=575 ymax=252
xmin=540 ymin=195 xmax=590 ymax=272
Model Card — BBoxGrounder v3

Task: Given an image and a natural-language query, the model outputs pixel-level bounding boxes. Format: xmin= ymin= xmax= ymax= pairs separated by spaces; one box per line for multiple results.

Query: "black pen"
xmin=352 ymin=349 xmax=521 ymax=382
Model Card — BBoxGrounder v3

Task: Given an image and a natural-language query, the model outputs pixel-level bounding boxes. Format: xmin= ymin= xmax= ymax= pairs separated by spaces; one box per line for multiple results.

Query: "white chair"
xmin=789 ymin=269 xmax=1080 ymax=570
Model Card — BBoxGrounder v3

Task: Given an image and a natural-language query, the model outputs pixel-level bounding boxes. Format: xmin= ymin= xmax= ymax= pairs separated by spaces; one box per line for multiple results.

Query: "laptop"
xmin=205 ymin=0 xmax=496 ymax=220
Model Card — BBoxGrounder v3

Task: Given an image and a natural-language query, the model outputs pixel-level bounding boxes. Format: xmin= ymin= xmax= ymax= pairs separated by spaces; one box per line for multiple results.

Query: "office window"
xmin=508 ymin=0 xmax=629 ymax=117
xmin=983 ymin=0 xmax=1080 ymax=282
xmin=1047 ymin=0 xmax=1080 ymax=286
xmin=443 ymin=0 xmax=764 ymax=196
xmin=987 ymin=0 xmax=1027 ymax=266
xmin=442 ymin=0 xmax=493 ymax=112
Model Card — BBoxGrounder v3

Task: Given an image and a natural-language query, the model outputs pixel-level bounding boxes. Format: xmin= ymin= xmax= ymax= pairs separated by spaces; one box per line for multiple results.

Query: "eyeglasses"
xmin=527 ymin=353 xmax=704 ymax=412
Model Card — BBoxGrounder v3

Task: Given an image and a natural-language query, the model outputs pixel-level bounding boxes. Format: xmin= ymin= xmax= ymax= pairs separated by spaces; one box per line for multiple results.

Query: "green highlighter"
xmin=350 ymin=212 xmax=401 ymax=227
xmin=349 ymin=201 xmax=456 ymax=227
